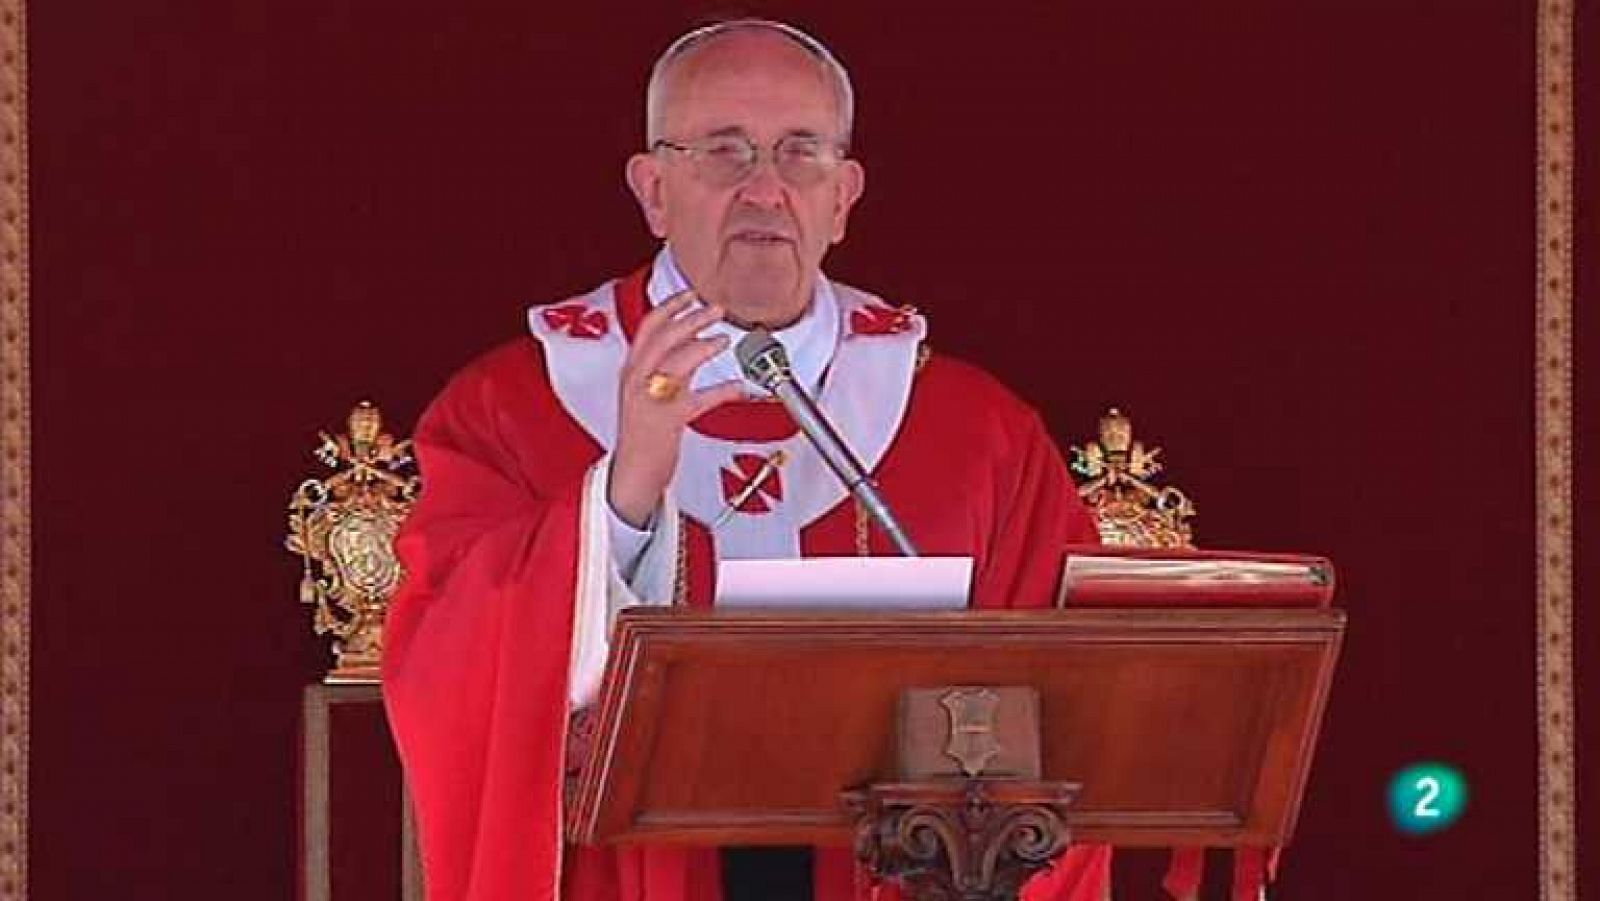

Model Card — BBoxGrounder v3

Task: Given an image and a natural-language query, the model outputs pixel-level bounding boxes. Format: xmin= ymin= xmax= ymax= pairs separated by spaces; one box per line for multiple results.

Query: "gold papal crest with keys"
xmin=285 ymin=402 xmax=419 ymax=682
xmin=1068 ymin=407 xmax=1196 ymax=549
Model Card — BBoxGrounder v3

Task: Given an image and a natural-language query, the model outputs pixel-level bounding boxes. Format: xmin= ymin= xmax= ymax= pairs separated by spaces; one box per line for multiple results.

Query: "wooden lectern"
xmin=567 ymin=607 xmax=1343 ymax=900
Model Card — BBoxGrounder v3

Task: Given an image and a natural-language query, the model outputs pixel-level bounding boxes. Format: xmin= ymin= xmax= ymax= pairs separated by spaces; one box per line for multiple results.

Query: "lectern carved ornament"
xmin=848 ymin=686 xmax=1076 ymax=900
xmin=847 ymin=780 xmax=1076 ymax=901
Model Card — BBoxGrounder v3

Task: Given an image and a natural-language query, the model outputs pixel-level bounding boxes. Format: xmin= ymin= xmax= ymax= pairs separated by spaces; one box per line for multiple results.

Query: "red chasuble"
xmin=383 ymin=269 xmax=1111 ymax=901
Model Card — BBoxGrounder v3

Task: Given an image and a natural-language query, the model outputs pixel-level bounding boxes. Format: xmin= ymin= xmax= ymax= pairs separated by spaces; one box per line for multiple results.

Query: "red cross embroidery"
xmin=849 ymin=303 xmax=916 ymax=336
xmin=541 ymin=303 xmax=609 ymax=339
xmin=720 ymin=452 xmax=785 ymax=514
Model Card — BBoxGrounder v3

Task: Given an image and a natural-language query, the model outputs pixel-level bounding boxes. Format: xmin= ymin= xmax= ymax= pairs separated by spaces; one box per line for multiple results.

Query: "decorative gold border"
xmin=0 ymin=3 xmax=1579 ymax=899
xmin=1535 ymin=2 xmax=1576 ymax=900
xmin=0 ymin=0 xmax=25 ymax=897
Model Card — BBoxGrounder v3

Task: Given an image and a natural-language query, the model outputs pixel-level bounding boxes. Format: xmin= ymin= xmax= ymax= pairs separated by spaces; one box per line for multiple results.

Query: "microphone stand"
xmin=736 ymin=329 xmax=919 ymax=558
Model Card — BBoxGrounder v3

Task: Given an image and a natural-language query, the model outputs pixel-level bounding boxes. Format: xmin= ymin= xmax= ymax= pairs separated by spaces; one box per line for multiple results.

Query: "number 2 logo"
xmin=1413 ymin=776 xmax=1442 ymax=818
xmin=1389 ymin=763 xmax=1466 ymax=834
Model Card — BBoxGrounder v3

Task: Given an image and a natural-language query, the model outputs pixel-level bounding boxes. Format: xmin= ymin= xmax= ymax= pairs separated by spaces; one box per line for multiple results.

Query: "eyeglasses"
xmin=652 ymin=133 xmax=847 ymax=187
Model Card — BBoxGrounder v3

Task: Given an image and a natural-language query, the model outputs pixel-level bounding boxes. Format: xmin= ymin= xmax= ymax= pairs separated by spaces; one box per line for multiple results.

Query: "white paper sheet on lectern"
xmin=715 ymin=556 xmax=973 ymax=610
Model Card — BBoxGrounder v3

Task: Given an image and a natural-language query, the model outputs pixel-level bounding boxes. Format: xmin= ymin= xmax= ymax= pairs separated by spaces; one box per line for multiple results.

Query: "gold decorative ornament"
xmin=1068 ymin=408 xmax=1196 ymax=549
xmin=1535 ymin=2 xmax=1576 ymax=895
xmin=0 ymin=1 xmax=28 ymax=891
xmin=644 ymin=371 xmax=683 ymax=402
xmin=286 ymin=402 xmax=420 ymax=683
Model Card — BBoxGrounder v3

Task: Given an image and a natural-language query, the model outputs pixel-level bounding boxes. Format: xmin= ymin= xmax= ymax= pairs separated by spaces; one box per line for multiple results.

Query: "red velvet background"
xmin=26 ymin=1 xmax=1590 ymax=898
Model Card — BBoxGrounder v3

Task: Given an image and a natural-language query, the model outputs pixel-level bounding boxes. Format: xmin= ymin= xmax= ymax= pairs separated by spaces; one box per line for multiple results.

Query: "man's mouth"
xmin=729 ymin=229 xmax=793 ymax=245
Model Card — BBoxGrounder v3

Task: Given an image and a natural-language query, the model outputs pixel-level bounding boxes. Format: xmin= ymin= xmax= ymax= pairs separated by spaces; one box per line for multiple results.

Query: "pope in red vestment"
xmin=383 ymin=17 xmax=1114 ymax=901
xmin=383 ymin=266 xmax=1112 ymax=901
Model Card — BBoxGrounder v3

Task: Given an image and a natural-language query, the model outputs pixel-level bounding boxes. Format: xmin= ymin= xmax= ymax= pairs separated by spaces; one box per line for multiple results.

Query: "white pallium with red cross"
xmin=528 ymin=275 xmax=925 ymax=564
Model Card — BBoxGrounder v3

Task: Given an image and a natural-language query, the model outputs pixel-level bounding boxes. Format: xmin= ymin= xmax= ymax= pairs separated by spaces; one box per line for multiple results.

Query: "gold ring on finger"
xmin=644 ymin=372 xmax=684 ymax=403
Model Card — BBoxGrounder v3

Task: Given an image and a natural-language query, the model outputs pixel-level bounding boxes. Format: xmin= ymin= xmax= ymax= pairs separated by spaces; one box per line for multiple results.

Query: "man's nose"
xmin=735 ymin=154 xmax=787 ymax=207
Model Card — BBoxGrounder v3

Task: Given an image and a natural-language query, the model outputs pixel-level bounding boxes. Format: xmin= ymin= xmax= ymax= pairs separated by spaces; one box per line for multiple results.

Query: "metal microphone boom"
xmin=735 ymin=328 xmax=919 ymax=557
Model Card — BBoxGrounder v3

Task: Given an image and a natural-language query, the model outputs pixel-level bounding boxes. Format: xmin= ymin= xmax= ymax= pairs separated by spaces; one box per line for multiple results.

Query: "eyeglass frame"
xmin=650 ymin=131 xmax=851 ymax=187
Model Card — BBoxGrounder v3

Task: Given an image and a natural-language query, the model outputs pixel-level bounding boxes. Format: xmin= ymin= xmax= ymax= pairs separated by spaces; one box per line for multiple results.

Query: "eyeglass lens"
xmin=688 ymin=135 xmax=836 ymax=186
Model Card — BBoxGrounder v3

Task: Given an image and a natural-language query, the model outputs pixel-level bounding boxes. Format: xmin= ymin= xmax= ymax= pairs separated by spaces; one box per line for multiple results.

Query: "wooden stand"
xmin=567 ymin=608 xmax=1343 ymax=900
xmin=300 ymin=684 xmax=424 ymax=901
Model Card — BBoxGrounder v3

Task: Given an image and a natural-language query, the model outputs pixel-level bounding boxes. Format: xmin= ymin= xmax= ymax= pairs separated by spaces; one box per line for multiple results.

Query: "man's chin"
xmin=707 ymin=258 xmax=802 ymax=321
xmin=718 ymin=280 xmax=809 ymax=330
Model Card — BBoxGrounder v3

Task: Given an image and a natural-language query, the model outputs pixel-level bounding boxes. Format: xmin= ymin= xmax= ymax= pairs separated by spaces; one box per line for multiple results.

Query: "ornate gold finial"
xmin=286 ymin=401 xmax=420 ymax=682
xmin=1069 ymin=407 xmax=1196 ymax=548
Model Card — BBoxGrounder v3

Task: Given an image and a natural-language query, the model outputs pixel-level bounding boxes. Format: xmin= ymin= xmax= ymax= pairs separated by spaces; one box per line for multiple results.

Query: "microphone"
xmin=735 ymin=328 xmax=919 ymax=557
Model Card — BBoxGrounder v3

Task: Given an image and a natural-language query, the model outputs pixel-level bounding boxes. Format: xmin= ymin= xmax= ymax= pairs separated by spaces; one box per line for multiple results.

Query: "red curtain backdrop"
xmin=27 ymin=2 xmax=1589 ymax=898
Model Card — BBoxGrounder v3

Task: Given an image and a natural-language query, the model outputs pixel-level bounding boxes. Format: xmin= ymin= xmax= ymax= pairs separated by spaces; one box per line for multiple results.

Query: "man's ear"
xmin=830 ymin=160 xmax=865 ymax=243
xmin=626 ymin=153 xmax=669 ymax=239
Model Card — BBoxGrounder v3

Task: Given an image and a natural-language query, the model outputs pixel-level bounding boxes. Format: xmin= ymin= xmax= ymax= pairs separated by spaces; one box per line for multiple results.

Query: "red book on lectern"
xmin=1056 ymin=545 xmax=1336 ymax=608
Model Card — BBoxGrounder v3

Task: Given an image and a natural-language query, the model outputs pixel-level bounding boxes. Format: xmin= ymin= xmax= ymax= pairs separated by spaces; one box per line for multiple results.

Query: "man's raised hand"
xmin=608 ymin=289 xmax=744 ymax=528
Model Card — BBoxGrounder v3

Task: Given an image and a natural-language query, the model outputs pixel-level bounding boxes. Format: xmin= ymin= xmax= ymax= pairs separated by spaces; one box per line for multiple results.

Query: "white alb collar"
xmin=646 ymin=246 xmax=838 ymax=397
